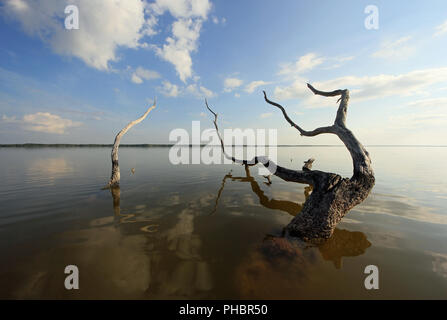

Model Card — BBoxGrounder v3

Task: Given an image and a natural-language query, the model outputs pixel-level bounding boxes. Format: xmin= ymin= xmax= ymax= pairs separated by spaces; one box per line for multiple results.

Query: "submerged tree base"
xmin=286 ymin=171 xmax=374 ymax=242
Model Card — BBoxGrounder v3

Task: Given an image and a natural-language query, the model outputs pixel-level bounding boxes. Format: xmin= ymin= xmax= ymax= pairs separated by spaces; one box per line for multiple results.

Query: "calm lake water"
xmin=0 ymin=146 xmax=447 ymax=299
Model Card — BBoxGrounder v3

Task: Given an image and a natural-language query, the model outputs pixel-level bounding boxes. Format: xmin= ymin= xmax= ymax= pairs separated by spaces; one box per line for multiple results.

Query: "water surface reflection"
xmin=1 ymin=147 xmax=447 ymax=299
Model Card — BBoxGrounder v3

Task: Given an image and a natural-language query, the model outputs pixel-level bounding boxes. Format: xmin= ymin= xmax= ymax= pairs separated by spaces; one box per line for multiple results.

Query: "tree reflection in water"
xmin=107 ymin=166 xmax=371 ymax=299
xmin=110 ymin=186 xmax=158 ymax=233
xmin=211 ymin=165 xmax=371 ymax=298
xmin=110 ymin=186 xmax=213 ymax=298
xmin=10 ymin=166 xmax=371 ymax=299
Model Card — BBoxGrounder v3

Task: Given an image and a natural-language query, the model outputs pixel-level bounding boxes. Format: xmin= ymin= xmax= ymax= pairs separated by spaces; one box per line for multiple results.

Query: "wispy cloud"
xmin=389 ymin=112 xmax=447 ymax=129
xmin=278 ymin=53 xmax=324 ymax=76
xmin=325 ymin=56 xmax=355 ymax=69
xmin=274 ymin=67 xmax=447 ymax=107
xmin=186 ymin=83 xmax=215 ymax=98
xmin=2 ymin=112 xmax=82 ymax=134
xmin=157 ymin=81 xmax=215 ymax=99
xmin=244 ymin=80 xmax=271 ymax=94
xmin=158 ymin=80 xmax=180 ymax=97
xmin=260 ymin=112 xmax=273 ymax=119
xmin=372 ymin=36 xmax=413 ymax=59
xmin=407 ymin=97 xmax=447 ymax=108
xmin=131 ymin=67 xmax=160 ymax=84
xmin=212 ymin=16 xmax=226 ymax=25
xmin=224 ymin=77 xmax=243 ymax=92
xmin=434 ymin=20 xmax=447 ymax=37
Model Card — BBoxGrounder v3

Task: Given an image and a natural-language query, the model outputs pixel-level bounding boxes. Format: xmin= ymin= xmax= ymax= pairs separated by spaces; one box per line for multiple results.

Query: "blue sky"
xmin=1 ymin=0 xmax=447 ymax=145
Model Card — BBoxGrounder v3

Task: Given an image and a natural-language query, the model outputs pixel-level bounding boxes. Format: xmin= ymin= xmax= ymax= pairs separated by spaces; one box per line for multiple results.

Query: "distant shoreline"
xmin=0 ymin=144 xmax=446 ymax=148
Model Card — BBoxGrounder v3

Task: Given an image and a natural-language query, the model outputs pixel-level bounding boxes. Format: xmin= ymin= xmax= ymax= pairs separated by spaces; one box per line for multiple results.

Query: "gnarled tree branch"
xmin=107 ymin=100 xmax=156 ymax=188
xmin=263 ymin=91 xmax=336 ymax=137
xmin=264 ymin=84 xmax=372 ymax=178
xmin=206 ymin=83 xmax=375 ymax=242
xmin=205 ymin=99 xmax=315 ymax=186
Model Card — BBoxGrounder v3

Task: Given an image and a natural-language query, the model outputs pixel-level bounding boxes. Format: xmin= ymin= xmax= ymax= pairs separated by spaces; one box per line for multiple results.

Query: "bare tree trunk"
xmin=107 ymin=100 xmax=156 ymax=188
xmin=205 ymin=83 xmax=375 ymax=242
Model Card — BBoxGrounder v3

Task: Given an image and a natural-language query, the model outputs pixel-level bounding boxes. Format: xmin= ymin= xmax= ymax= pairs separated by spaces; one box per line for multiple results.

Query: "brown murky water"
xmin=0 ymin=146 xmax=447 ymax=299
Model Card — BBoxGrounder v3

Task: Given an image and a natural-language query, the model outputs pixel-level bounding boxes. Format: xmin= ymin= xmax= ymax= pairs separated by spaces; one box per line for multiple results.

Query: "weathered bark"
xmin=107 ymin=100 xmax=156 ymax=187
xmin=206 ymin=83 xmax=375 ymax=242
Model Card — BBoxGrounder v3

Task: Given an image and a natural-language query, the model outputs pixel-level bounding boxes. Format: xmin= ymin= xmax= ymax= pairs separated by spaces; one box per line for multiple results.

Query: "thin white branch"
xmin=108 ymin=100 xmax=156 ymax=187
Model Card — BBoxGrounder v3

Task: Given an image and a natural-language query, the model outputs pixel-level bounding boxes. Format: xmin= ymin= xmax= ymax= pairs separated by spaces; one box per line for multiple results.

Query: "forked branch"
xmin=263 ymin=90 xmax=335 ymax=137
xmin=205 ymin=99 xmax=315 ymax=185
xmin=264 ymin=84 xmax=371 ymax=178
xmin=206 ymin=83 xmax=375 ymax=241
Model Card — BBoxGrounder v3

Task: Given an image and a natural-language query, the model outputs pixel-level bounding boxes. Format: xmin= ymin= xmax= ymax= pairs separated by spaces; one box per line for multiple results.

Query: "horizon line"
xmin=1 ymin=143 xmax=446 ymax=148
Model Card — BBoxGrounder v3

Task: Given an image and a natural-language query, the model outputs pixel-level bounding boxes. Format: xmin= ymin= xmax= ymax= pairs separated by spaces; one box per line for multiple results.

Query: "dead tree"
xmin=107 ymin=100 xmax=156 ymax=187
xmin=206 ymin=83 xmax=374 ymax=242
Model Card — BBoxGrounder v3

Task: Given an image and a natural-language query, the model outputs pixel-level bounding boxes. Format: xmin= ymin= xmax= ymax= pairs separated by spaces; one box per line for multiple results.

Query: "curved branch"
xmin=306 ymin=83 xmax=344 ymax=97
xmin=264 ymin=84 xmax=372 ymax=178
xmin=205 ymin=100 xmax=315 ymax=185
xmin=108 ymin=100 xmax=156 ymax=187
xmin=262 ymin=91 xmax=335 ymax=137
xmin=307 ymin=83 xmax=349 ymax=127
xmin=207 ymin=85 xmax=375 ymax=241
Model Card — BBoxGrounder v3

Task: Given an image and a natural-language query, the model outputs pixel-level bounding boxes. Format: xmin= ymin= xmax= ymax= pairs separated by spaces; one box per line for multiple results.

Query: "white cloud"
xmin=273 ymin=80 xmax=310 ymax=101
xmin=244 ymin=80 xmax=271 ymax=94
xmin=3 ymin=0 xmax=153 ymax=71
xmin=2 ymin=115 xmax=17 ymax=123
xmin=224 ymin=77 xmax=243 ymax=92
xmin=3 ymin=0 xmax=213 ymax=80
xmin=6 ymin=0 xmax=29 ymax=11
xmin=274 ymin=67 xmax=447 ymax=107
xmin=278 ymin=53 xmax=324 ymax=76
xmin=434 ymin=20 xmax=447 ymax=37
xmin=335 ymin=56 xmax=355 ymax=63
xmin=2 ymin=112 xmax=81 ymax=134
xmin=372 ymin=36 xmax=413 ymax=59
xmin=326 ymin=56 xmax=355 ymax=69
xmin=159 ymin=80 xmax=180 ymax=97
xmin=150 ymin=0 xmax=212 ymax=82
xmin=186 ymin=83 xmax=215 ymax=98
xmin=260 ymin=113 xmax=273 ymax=119
xmin=131 ymin=75 xmax=143 ymax=84
xmin=131 ymin=66 xmax=160 ymax=84
xmin=407 ymin=97 xmax=447 ymax=109
xmin=155 ymin=18 xmax=202 ymax=82
xmin=211 ymin=16 xmax=226 ymax=25
xmin=157 ymin=80 xmax=214 ymax=99
xmin=389 ymin=112 xmax=447 ymax=129
xmin=149 ymin=0 xmax=211 ymax=19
